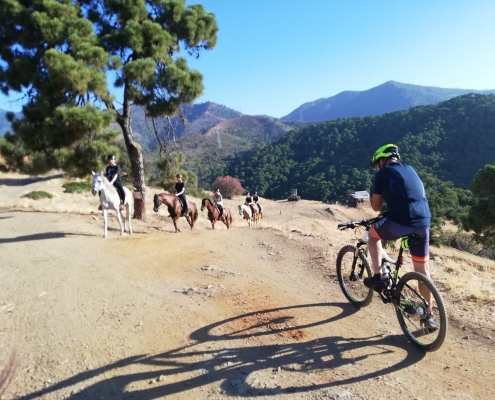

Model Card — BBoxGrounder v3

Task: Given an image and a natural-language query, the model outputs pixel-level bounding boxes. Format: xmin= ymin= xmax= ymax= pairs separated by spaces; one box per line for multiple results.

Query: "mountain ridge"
xmin=281 ymin=80 xmax=495 ymax=121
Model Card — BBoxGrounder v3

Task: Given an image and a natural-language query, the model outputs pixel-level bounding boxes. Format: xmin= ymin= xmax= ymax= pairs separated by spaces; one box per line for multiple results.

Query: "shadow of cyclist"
xmin=18 ymin=302 xmax=424 ymax=399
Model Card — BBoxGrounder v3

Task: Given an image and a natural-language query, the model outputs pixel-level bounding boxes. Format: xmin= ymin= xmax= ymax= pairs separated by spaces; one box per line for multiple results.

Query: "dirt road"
xmin=0 ymin=172 xmax=494 ymax=399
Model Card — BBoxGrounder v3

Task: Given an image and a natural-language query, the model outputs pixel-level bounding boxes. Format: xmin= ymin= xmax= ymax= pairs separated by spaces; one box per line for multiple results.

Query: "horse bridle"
xmin=153 ymin=195 xmax=162 ymax=212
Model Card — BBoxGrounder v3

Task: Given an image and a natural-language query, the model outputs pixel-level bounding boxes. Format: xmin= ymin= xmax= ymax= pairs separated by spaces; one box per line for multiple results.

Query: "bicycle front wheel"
xmin=336 ymin=245 xmax=373 ymax=307
xmin=395 ymin=271 xmax=448 ymax=352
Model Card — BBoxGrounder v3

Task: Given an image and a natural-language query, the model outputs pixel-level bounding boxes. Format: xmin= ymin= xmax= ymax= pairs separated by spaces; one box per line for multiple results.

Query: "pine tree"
xmin=0 ymin=0 xmax=217 ymax=219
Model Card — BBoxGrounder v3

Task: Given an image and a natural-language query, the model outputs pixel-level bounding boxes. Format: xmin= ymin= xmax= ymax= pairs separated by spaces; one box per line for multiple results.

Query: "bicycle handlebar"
xmin=337 ymin=217 xmax=381 ymax=230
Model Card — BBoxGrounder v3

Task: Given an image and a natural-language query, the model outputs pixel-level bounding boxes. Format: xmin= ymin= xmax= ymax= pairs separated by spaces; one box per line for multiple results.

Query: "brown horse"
xmin=255 ymin=202 xmax=263 ymax=220
xmin=201 ymin=198 xmax=232 ymax=229
xmin=153 ymin=193 xmax=198 ymax=233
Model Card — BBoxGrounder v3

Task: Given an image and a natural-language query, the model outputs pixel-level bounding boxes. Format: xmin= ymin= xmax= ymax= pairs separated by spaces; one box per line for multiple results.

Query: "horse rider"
xmin=175 ymin=173 xmax=189 ymax=217
xmin=245 ymin=192 xmax=257 ymax=216
xmin=101 ymin=154 xmax=125 ymax=211
xmin=253 ymin=191 xmax=262 ymax=213
xmin=214 ymin=188 xmax=225 ymax=221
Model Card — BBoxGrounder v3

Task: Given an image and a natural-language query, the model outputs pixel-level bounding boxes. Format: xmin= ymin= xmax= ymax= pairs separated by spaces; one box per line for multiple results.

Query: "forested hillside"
xmin=113 ymin=102 xmax=242 ymax=150
xmin=227 ymin=94 xmax=495 ymax=202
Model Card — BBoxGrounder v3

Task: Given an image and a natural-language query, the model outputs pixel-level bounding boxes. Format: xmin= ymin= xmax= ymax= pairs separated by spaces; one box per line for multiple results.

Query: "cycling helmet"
xmin=371 ymin=144 xmax=400 ymax=167
xmin=107 ymin=154 xmax=116 ymax=161
xmin=176 ymin=173 xmax=183 ymax=178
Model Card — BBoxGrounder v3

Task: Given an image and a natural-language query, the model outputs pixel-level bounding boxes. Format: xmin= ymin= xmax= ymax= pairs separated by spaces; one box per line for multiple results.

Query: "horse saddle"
xmin=249 ymin=204 xmax=257 ymax=214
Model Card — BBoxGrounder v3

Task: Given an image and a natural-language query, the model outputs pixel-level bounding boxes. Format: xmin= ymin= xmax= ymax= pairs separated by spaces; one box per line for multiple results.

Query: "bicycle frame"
xmin=343 ymin=219 xmax=431 ymax=311
xmin=337 ymin=217 xmax=447 ymax=351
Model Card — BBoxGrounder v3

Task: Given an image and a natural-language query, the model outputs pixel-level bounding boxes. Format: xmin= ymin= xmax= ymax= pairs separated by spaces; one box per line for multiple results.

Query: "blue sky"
xmin=1 ymin=0 xmax=495 ymax=118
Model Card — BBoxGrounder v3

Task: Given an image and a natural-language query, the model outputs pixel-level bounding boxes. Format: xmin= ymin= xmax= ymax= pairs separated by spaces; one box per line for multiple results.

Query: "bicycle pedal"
xmin=378 ymin=292 xmax=391 ymax=304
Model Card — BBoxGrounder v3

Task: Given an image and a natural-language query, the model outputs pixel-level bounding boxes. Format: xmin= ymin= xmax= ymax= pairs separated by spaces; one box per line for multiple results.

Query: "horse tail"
xmin=194 ymin=208 xmax=199 ymax=222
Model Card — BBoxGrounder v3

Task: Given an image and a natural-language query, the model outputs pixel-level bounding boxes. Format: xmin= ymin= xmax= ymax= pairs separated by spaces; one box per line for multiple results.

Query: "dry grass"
xmin=440 ymin=255 xmax=495 ymax=304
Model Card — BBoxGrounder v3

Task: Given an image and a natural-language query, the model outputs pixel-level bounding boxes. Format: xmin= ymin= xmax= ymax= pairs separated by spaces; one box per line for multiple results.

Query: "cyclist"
xmin=175 ymin=173 xmax=189 ymax=217
xmin=364 ymin=144 xmax=438 ymax=329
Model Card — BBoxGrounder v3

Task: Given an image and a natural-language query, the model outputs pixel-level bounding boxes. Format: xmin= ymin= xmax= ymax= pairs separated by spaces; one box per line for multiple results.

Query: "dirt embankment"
xmin=0 ymin=172 xmax=494 ymax=399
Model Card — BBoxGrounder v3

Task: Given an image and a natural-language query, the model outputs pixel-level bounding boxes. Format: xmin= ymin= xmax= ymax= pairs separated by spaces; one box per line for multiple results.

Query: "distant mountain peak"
xmin=281 ymin=81 xmax=495 ymax=122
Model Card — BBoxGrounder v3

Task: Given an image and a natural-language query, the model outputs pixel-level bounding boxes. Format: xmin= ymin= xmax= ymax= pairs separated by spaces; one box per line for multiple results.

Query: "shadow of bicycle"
xmin=18 ymin=302 xmax=424 ymax=399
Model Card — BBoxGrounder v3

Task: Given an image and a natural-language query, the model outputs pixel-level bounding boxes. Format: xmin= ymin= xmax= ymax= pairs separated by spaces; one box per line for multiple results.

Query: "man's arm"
xmin=370 ymin=193 xmax=383 ymax=212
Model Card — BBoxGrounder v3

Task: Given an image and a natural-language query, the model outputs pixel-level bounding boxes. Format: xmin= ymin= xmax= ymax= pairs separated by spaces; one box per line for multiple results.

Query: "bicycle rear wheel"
xmin=395 ymin=271 xmax=447 ymax=352
xmin=336 ymin=245 xmax=373 ymax=307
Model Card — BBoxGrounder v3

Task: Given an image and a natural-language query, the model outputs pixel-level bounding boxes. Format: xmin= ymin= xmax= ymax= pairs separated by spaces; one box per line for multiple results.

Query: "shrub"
xmin=188 ymin=187 xmax=206 ymax=198
xmin=63 ymin=181 xmax=92 ymax=193
xmin=23 ymin=191 xmax=53 ymax=200
xmin=211 ymin=176 xmax=244 ymax=199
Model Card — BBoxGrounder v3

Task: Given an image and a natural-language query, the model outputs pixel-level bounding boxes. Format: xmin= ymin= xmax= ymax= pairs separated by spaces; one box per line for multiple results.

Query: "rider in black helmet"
xmin=105 ymin=154 xmax=125 ymax=211
xmin=175 ymin=173 xmax=189 ymax=217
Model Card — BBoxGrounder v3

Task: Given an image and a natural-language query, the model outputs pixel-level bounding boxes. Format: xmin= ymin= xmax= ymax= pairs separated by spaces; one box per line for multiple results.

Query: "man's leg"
xmin=364 ymin=218 xmax=397 ymax=291
xmin=368 ymin=228 xmax=383 ymax=275
xmin=410 ymin=227 xmax=433 ymax=312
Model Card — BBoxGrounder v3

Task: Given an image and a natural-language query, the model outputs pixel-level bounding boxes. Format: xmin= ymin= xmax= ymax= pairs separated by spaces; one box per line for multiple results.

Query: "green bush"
xmin=188 ymin=187 xmax=206 ymax=198
xmin=23 ymin=191 xmax=53 ymax=200
xmin=439 ymin=230 xmax=482 ymax=255
xmin=63 ymin=181 xmax=92 ymax=193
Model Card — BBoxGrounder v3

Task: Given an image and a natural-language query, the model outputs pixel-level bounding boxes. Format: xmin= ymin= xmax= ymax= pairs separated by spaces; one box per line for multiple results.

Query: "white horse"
xmin=238 ymin=204 xmax=257 ymax=228
xmin=92 ymin=171 xmax=133 ymax=238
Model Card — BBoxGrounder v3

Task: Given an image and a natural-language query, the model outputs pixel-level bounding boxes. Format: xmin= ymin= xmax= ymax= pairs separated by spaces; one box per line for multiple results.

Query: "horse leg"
xmin=103 ymin=209 xmax=108 ymax=238
xmin=126 ymin=204 xmax=133 ymax=234
xmin=174 ymin=217 xmax=181 ymax=233
xmin=116 ymin=208 xmax=125 ymax=236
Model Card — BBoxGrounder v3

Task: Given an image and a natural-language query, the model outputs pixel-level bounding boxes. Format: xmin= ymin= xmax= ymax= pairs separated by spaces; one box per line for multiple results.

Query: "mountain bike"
xmin=336 ymin=217 xmax=447 ymax=352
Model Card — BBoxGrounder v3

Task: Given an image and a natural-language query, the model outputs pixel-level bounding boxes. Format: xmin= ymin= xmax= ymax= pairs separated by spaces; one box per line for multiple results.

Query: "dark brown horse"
xmin=201 ymin=198 xmax=232 ymax=229
xmin=153 ymin=193 xmax=198 ymax=233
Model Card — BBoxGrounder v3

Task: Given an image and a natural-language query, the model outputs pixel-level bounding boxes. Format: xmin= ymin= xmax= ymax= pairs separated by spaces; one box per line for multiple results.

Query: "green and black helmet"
xmin=371 ymin=144 xmax=400 ymax=167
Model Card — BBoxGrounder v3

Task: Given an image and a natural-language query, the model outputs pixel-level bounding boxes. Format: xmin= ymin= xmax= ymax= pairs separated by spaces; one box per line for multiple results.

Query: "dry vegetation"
xmin=1 ymin=172 xmax=495 ymax=399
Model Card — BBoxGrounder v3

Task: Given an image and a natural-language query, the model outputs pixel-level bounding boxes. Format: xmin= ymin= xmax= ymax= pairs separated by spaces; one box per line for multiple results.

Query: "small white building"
xmin=349 ymin=191 xmax=370 ymax=207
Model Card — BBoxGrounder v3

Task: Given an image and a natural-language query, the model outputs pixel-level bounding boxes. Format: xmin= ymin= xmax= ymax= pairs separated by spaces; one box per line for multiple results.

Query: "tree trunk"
xmin=116 ymin=102 xmax=147 ymax=221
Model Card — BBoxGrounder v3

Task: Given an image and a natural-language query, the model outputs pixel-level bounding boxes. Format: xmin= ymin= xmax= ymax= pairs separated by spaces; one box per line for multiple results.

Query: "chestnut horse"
xmin=153 ymin=193 xmax=198 ymax=233
xmin=201 ymin=198 xmax=232 ymax=229
xmin=255 ymin=202 xmax=263 ymax=220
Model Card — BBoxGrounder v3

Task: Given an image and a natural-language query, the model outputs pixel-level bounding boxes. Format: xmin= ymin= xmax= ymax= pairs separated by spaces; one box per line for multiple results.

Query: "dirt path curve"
xmin=0 ymin=172 xmax=494 ymax=399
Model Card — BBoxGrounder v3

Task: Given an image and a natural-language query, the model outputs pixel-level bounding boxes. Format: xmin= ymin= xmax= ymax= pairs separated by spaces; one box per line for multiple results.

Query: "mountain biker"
xmin=364 ymin=144 xmax=437 ymax=329
xmin=105 ymin=154 xmax=125 ymax=211
xmin=175 ymin=173 xmax=189 ymax=217
xmin=214 ymin=189 xmax=225 ymax=221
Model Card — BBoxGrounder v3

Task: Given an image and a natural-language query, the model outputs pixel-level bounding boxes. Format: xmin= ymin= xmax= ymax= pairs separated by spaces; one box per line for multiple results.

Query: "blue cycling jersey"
xmin=372 ymin=162 xmax=431 ymax=227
